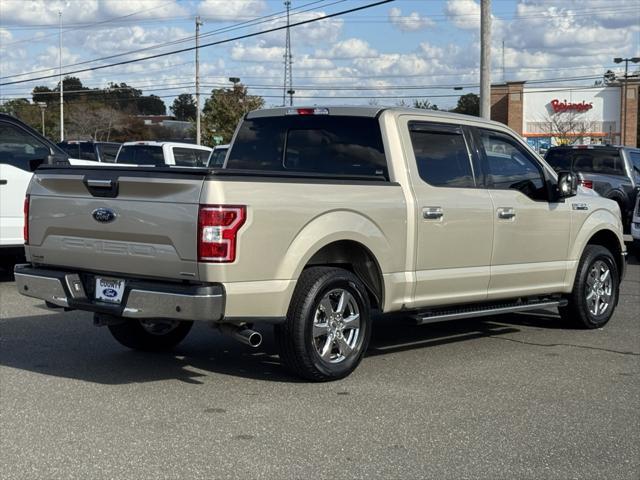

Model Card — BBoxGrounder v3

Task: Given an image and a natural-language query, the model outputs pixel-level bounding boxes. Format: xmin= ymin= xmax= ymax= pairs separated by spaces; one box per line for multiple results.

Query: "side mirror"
xmin=557 ymin=170 xmax=577 ymax=199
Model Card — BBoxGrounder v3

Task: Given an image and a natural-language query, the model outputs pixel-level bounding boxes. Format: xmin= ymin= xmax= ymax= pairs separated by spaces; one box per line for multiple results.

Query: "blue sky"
xmin=1 ymin=0 xmax=639 ymax=110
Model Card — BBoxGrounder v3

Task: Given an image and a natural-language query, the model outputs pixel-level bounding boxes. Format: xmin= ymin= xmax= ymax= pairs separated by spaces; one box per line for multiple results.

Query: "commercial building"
xmin=491 ymin=80 xmax=639 ymax=151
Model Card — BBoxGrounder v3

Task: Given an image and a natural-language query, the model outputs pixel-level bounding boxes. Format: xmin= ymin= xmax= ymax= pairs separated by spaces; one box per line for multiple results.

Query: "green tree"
xmin=136 ymin=94 xmax=166 ymax=115
xmin=202 ymin=83 xmax=264 ymax=144
xmin=452 ymin=93 xmax=480 ymax=116
xmin=171 ymin=93 xmax=197 ymax=121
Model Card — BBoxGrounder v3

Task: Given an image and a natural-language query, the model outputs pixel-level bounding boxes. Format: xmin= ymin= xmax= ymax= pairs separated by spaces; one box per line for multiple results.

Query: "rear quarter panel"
xmin=198 ymin=178 xmax=407 ymax=315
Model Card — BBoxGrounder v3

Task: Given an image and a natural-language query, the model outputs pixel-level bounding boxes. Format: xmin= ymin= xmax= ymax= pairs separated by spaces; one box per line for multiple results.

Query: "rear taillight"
xmin=579 ymin=179 xmax=593 ymax=189
xmin=23 ymin=195 xmax=30 ymax=244
xmin=198 ymin=205 xmax=246 ymax=262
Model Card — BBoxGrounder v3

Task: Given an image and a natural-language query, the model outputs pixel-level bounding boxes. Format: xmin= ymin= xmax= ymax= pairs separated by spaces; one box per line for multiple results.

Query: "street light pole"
xmin=195 ymin=16 xmax=203 ymax=145
xmin=479 ymin=0 xmax=492 ymax=119
xmin=614 ymin=57 xmax=640 ymax=145
xmin=37 ymin=102 xmax=47 ymax=136
xmin=58 ymin=10 xmax=64 ymax=142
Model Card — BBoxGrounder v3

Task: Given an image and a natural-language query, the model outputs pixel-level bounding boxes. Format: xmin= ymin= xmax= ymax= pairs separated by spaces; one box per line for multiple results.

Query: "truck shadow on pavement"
xmin=0 ymin=307 xmax=542 ymax=384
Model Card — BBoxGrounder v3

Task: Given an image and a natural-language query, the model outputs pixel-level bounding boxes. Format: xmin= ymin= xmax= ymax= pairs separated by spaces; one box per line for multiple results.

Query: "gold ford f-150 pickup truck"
xmin=15 ymin=107 xmax=627 ymax=381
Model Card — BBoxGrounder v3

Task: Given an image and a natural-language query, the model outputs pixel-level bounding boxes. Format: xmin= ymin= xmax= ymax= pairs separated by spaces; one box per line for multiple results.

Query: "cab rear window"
xmin=226 ymin=115 xmax=388 ymax=179
xmin=117 ymin=145 xmax=164 ymax=165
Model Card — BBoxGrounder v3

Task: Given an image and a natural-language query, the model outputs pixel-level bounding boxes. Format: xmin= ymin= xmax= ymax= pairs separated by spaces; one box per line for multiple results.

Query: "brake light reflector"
xmin=286 ymin=107 xmax=329 ymax=116
xmin=23 ymin=195 xmax=30 ymax=244
xmin=198 ymin=205 xmax=246 ymax=262
xmin=579 ymin=179 xmax=593 ymax=189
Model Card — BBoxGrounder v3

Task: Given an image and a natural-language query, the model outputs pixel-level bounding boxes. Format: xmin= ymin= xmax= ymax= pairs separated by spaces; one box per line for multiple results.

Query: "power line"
xmin=0 ymin=0 xmax=342 ymax=80
xmin=0 ymin=0 xmax=395 ymax=87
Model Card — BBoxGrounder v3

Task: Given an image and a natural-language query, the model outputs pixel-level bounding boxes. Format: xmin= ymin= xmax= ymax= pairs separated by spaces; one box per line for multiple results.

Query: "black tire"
xmin=108 ymin=319 xmax=193 ymax=351
xmin=559 ymin=245 xmax=619 ymax=329
xmin=275 ymin=266 xmax=372 ymax=381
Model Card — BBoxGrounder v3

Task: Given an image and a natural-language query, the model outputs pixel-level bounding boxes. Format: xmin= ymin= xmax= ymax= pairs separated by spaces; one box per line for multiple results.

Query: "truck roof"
xmin=247 ymin=106 xmax=510 ymax=129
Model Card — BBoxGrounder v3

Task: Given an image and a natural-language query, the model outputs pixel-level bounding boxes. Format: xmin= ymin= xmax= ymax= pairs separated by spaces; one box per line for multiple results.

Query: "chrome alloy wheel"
xmin=312 ymin=288 xmax=361 ymax=364
xmin=139 ymin=319 xmax=181 ymax=336
xmin=585 ymin=260 xmax=613 ymax=316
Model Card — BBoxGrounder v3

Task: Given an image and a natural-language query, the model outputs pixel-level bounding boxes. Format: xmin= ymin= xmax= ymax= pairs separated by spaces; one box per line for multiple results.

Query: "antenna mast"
xmin=283 ymin=1 xmax=294 ymax=106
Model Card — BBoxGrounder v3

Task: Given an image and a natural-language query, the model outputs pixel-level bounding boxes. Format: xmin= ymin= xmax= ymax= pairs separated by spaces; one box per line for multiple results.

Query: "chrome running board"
xmin=412 ymin=298 xmax=568 ymax=325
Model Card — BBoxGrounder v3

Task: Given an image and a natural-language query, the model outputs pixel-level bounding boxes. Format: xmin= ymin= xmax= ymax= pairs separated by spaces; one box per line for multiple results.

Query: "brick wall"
xmin=490 ymin=82 xmax=524 ymax=135
xmin=622 ymin=81 xmax=638 ymax=147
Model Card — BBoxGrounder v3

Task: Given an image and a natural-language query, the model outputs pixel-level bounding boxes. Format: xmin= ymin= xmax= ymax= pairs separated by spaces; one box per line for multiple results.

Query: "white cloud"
xmin=388 ymin=7 xmax=435 ymax=32
xmin=197 ymin=0 xmax=267 ymax=21
xmin=444 ymin=0 xmax=481 ymax=30
xmin=78 ymin=25 xmax=190 ymax=56
xmin=317 ymin=38 xmax=377 ymax=60
xmin=231 ymin=40 xmax=284 ymax=62
xmin=100 ymin=0 xmax=185 ymax=19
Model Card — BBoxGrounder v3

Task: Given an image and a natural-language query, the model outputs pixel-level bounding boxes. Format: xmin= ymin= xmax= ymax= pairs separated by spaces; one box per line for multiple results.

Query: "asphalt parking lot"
xmin=1 ymin=253 xmax=638 ymax=480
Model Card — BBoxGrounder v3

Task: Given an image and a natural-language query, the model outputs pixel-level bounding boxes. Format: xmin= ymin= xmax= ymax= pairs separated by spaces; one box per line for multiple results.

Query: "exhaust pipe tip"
xmin=217 ymin=323 xmax=262 ymax=348
xmin=245 ymin=330 xmax=262 ymax=348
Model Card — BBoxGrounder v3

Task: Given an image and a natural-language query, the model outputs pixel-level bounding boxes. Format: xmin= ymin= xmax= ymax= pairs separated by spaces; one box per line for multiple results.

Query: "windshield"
xmin=116 ymin=145 xmax=165 ymax=165
xmin=545 ymin=148 xmax=624 ymax=176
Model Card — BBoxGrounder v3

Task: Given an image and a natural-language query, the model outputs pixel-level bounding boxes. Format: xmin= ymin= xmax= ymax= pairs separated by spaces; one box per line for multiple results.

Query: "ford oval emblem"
xmin=92 ymin=208 xmax=117 ymax=223
xmin=103 ymin=288 xmax=118 ymax=298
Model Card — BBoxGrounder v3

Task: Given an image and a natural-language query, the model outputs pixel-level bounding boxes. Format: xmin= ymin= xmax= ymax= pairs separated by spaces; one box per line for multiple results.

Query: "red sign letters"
xmin=550 ymin=99 xmax=593 ymax=113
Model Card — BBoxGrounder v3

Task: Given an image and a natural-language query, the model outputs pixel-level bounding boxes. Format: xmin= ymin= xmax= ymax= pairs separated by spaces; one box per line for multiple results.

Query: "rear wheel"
xmin=275 ymin=267 xmax=371 ymax=381
xmin=559 ymin=245 xmax=619 ymax=329
xmin=108 ymin=319 xmax=193 ymax=351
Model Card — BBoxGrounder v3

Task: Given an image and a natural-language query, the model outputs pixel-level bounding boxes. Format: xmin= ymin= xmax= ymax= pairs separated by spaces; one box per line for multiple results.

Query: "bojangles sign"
xmin=550 ymin=99 xmax=593 ymax=113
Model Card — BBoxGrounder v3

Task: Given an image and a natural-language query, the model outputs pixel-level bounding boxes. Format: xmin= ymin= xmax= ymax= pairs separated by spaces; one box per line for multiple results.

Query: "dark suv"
xmin=545 ymin=145 xmax=640 ymax=231
xmin=57 ymin=140 xmax=121 ymax=163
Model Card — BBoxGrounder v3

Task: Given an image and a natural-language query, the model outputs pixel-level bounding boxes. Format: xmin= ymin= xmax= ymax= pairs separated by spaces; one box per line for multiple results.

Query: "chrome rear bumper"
xmin=14 ymin=264 xmax=224 ymax=322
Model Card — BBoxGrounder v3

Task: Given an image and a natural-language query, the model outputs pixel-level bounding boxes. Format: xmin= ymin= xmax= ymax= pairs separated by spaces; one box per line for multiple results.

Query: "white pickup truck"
xmin=115 ymin=141 xmax=212 ymax=167
xmin=15 ymin=107 xmax=627 ymax=380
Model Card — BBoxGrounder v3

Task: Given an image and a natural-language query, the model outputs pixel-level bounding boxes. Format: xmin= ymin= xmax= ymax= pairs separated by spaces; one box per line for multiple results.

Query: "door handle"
xmin=497 ymin=207 xmax=516 ymax=219
xmin=86 ymin=179 xmax=113 ymax=188
xmin=423 ymin=207 xmax=443 ymax=220
xmin=0 ymin=179 xmax=7 ymax=185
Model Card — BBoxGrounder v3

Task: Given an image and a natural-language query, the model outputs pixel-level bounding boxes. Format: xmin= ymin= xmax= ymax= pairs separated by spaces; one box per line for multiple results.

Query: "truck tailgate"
xmin=26 ymin=167 xmax=206 ymax=281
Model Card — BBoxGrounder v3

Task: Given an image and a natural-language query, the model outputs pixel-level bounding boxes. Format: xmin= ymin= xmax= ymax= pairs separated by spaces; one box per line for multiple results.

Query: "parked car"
xmin=631 ymin=195 xmax=640 ymax=255
xmin=15 ymin=106 xmax=626 ymax=381
xmin=58 ymin=140 xmax=121 ymax=163
xmin=115 ymin=141 xmax=212 ymax=167
xmin=544 ymin=145 xmax=640 ymax=231
xmin=0 ymin=113 xmax=68 ymax=258
xmin=208 ymin=144 xmax=229 ymax=168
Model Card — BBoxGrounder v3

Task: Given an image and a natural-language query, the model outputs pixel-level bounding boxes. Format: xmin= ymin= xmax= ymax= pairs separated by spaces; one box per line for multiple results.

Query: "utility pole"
xmin=479 ymin=0 xmax=491 ymax=119
xmin=283 ymin=0 xmax=294 ymax=107
xmin=195 ymin=16 xmax=203 ymax=145
xmin=614 ymin=57 xmax=640 ymax=145
xmin=58 ymin=10 xmax=64 ymax=141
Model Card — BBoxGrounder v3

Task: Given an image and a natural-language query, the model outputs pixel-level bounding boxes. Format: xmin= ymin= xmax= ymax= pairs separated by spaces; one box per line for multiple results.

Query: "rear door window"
xmin=571 ymin=150 xmax=624 ymax=175
xmin=408 ymin=122 xmax=475 ymax=188
xmin=227 ymin=115 xmax=387 ymax=179
xmin=116 ymin=145 xmax=165 ymax=165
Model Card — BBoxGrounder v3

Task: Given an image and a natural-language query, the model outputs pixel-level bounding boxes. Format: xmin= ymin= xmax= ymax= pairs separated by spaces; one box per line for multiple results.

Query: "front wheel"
xmin=275 ymin=267 xmax=372 ymax=381
xmin=559 ymin=245 xmax=619 ymax=329
xmin=108 ymin=319 xmax=193 ymax=351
